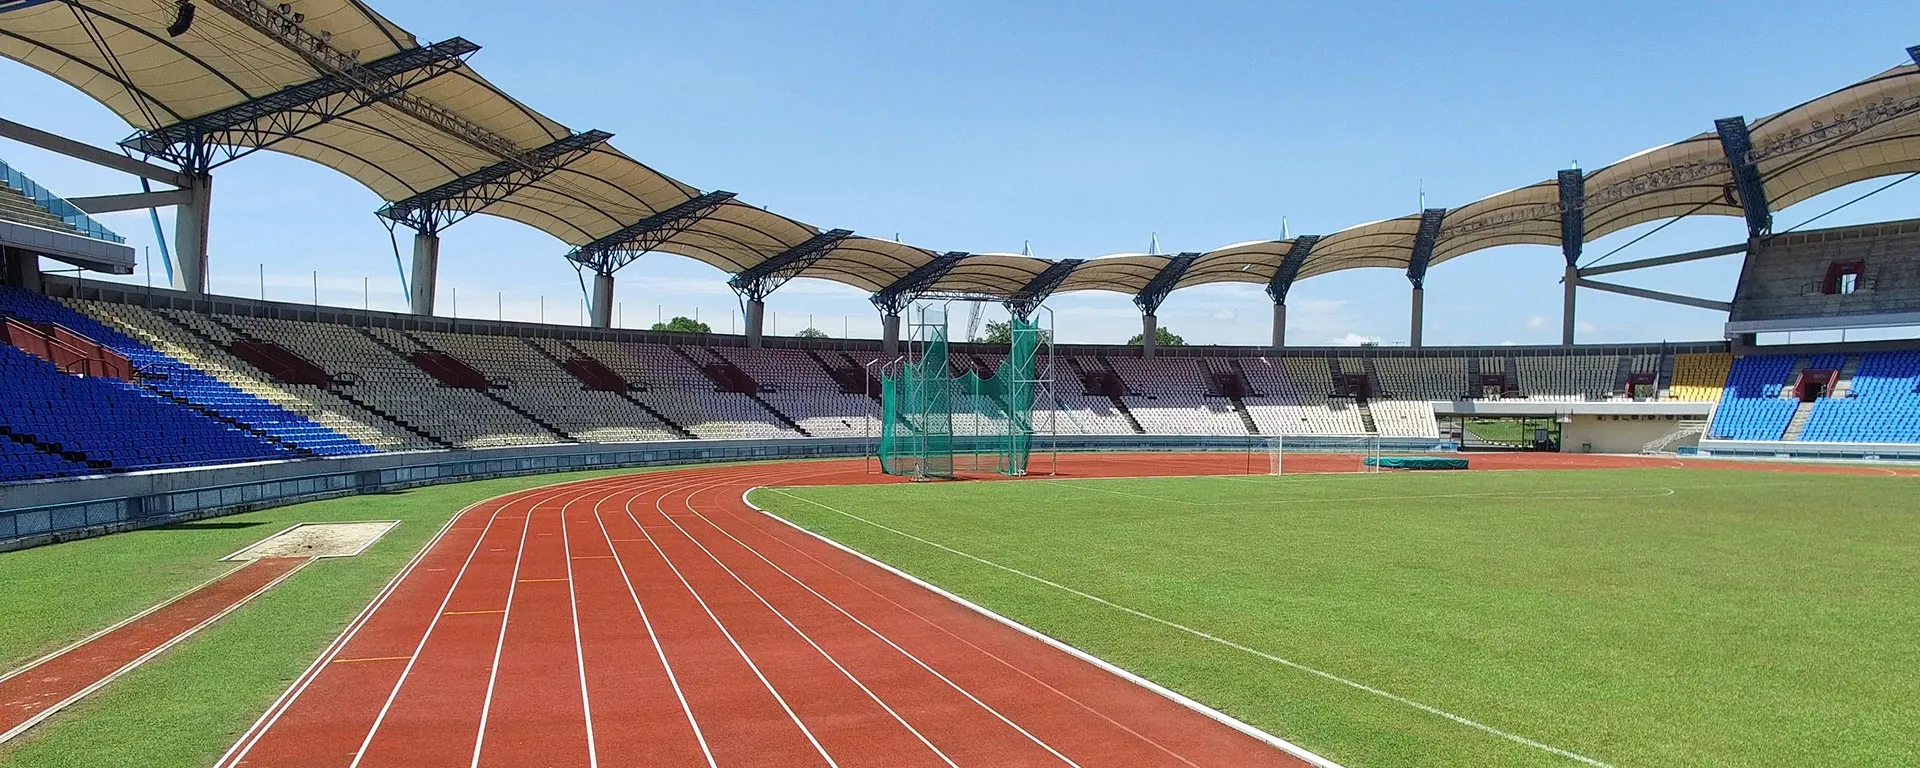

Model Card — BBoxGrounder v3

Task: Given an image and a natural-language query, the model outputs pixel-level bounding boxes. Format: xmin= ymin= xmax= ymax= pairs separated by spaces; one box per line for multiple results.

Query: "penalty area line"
xmin=764 ymin=488 xmax=1616 ymax=768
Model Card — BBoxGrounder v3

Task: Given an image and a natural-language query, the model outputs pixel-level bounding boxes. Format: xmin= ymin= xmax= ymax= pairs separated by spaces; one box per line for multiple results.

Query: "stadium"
xmin=2 ymin=2 xmax=1918 ymax=766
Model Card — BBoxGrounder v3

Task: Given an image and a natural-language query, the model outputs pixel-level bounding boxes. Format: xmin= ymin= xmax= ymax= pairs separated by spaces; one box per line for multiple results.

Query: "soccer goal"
xmin=1265 ymin=436 xmax=1383 ymax=475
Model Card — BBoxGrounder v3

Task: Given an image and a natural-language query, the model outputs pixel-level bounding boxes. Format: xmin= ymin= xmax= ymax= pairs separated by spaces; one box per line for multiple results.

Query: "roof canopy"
xmin=4 ymin=3 xmax=1916 ymax=305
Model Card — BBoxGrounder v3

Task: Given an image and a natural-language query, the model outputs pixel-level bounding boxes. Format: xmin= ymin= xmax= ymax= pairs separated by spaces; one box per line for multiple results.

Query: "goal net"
xmin=1265 ymin=436 xmax=1384 ymax=475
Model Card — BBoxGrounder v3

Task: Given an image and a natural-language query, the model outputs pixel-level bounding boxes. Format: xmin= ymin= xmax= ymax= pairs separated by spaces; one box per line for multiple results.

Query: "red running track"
xmin=217 ymin=457 xmax=1329 ymax=768
xmin=221 ymin=451 xmax=1905 ymax=767
xmin=0 ymin=557 xmax=309 ymax=744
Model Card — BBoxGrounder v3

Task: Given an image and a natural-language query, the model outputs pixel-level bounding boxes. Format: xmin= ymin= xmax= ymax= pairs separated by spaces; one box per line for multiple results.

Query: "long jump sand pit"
xmin=223 ymin=522 xmax=399 ymax=561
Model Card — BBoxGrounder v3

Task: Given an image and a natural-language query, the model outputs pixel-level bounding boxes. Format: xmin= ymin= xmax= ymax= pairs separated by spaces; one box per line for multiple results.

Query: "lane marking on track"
xmin=767 ymin=488 xmax=1614 ymax=768
xmin=470 ymin=489 xmax=541 ymax=768
xmin=659 ymin=478 xmax=966 ymax=768
xmin=739 ymin=487 xmax=1340 ymax=768
xmin=591 ymin=482 xmax=718 ymax=768
xmin=333 ymin=656 xmax=415 ymax=665
xmin=559 ymin=486 xmax=601 ymax=768
xmin=443 ymin=609 xmax=506 ymax=616
xmin=343 ymin=483 xmax=595 ymax=768
xmin=629 ymin=484 xmax=841 ymax=767
xmin=517 ymin=577 xmax=569 ymax=583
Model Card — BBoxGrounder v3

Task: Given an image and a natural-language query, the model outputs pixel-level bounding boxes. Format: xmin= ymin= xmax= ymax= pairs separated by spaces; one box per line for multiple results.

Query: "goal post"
xmin=1266 ymin=435 xmax=1383 ymax=475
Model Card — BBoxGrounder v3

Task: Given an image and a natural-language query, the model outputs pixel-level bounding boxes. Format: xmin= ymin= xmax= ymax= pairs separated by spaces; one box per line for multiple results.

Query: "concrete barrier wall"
xmin=0 ymin=435 xmax=1454 ymax=551
xmin=1696 ymin=439 xmax=1920 ymax=462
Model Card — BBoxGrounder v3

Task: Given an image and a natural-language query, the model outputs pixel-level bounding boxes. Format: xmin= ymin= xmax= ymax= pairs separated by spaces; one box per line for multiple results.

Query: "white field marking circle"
xmin=765 ymin=488 xmax=1616 ymax=768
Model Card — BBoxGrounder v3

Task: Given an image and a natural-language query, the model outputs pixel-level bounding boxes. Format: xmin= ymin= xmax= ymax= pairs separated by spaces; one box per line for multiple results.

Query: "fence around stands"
xmin=0 ymin=434 xmax=1456 ymax=551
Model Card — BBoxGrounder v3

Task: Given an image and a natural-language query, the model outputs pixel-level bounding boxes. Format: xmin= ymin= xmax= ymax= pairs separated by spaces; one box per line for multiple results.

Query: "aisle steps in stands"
xmin=1831 ymin=355 xmax=1862 ymax=397
xmin=1356 ymin=399 xmax=1379 ymax=435
xmin=1782 ymin=401 xmax=1816 ymax=441
xmin=1781 ymin=356 xmax=1811 ymax=399
xmin=227 ymin=340 xmax=331 ymax=386
xmin=1657 ymin=353 xmax=1678 ymax=398
xmin=1614 ymin=356 xmax=1638 ymax=395
xmin=200 ymin=316 xmax=452 ymax=450
xmin=519 ymin=337 xmax=694 ymax=440
xmin=400 ymin=331 xmax=574 ymax=442
xmin=354 ymin=327 xmax=563 ymax=445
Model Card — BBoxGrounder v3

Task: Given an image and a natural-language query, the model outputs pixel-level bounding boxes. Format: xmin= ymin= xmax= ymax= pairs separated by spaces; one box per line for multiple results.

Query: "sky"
xmin=4 ymin=0 xmax=1919 ymax=346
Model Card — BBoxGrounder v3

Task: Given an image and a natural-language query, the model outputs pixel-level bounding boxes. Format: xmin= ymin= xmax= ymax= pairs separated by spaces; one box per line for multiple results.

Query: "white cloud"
xmin=1525 ymin=315 xmax=1550 ymax=331
xmin=1329 ymin=332 xmax=1382 ymax=346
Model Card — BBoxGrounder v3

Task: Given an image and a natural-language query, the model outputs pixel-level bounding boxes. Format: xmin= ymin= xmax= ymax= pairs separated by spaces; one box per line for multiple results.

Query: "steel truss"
xmin=1266 ymin=235 xmax=1319 ymax=304
xmin=1133 ymin=252 xmax=1198 ymax=315
xmin=122 ymin=37 xmax=479 ymax=171
xmin=1004 ymin=258 xmax=1082 ymax=320
xmin=871 ymin=251 xmax=969 ymax=316
xmin=1406 ymin=208 xmax=1446 ymax=289
xmin=377 ymin=130 xmax=613 ymax=234
xmin=728 ymin=228 xmax=854 ymax=301
xmin=563 ymin=191 xmax=736 ymax=275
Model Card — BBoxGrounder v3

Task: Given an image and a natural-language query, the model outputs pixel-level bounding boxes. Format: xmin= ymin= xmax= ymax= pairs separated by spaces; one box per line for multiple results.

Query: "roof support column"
xmin=1409 ymin=286 xmax=1425 ymax=348
xmin=173 ymin=172 xmax=212 ymax=294
xmin=590 ymin=272 xmax=614 ymax=328
xmin=1406 ymin=210 xmax=1445 ymax=349
xmin=1132 ymin=252 xmax=1199 ymax=358
xmin=745 ymin=299 xmax=767 ymax=348
xmin=3 ymin=246 xmax=42 ymax=293
xmin=1267 ymin=236 xmax=1319 ymax=351
xmin=882 ymin=311 xmax=901 ymax=357
xmin=1558 ymin=170 xmax=1585 ymax=346
xmin=410 ymin=231 xmax=440 ymax=315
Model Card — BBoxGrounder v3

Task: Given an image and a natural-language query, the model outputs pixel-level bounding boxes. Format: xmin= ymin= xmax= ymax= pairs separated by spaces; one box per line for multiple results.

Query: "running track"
xmin=216 ymin=452 xmax=1916 ymax=767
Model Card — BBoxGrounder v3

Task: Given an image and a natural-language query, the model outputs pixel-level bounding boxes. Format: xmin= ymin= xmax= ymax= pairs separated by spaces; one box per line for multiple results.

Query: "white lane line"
xmin=660 ymin=478 xmax=965 ymax=768
xmin=767 ymin=489 xmax=1615 ymax=768
xmin=1 ymin=559 xmax=310 ymax=745
xmin=711 ymin=490 xmax=1210 ymax=768
xmin=220 ymin=492 xmax=498 ymax=767
xmin=627 ymin=481 xmax=839 ymax=768
xmin=559 ymin=491 xmax=600 ymax=768
xmin=743 ymin=489 xmax=1339 ymax=768
xmin=345 ymin=483 xmax=585 ymax=768
xmin=469 ymin=488 xmax=542 ymax=768
xmin=591 ymin=484 xmax=718 ymax=768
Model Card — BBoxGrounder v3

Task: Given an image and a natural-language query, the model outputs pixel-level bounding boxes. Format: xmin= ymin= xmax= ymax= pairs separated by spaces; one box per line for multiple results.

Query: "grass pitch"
xmin=755 ymin=467 xmax=1920 ymax=768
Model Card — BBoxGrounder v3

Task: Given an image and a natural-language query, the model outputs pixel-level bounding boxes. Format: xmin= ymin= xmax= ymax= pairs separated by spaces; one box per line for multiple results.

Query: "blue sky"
xmin=4 ymin=1 xmax=1918 ymax=345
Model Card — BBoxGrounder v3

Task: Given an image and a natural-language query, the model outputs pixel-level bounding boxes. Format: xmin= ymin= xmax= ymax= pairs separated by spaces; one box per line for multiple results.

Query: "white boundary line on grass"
xmin=0 ymin=558 xmax=311 ymax=745
xmin=762 ymin=487 xmax=1619 ymax=768
xmin=746 ymin=489 xmax=1345 ymax=768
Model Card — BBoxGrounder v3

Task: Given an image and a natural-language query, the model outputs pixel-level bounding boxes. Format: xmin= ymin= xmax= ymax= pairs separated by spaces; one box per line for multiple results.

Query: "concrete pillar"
xmin=589 ymin=272 xmax=614 ymax=328
xmin=1141 ymin=313 xmax=1158 ymax=358
xmin=1409 ymin=286 xmax=1425 ymax=348
xmin=1271 ymin=302 xmax=1286 ymax=349
xmin=1562 ymin=262 xmax=1578 ymax=345
xmin=409 ymin=232 xmax=440 ymax=315
xmin=745 ymin=299 xmax=766 ymax=347
xmin=172 ymin=172 xmax=212 ymax=294
xmin=2 ymin=246 xmax=41 ymax=292
xmin=881 ymin=312 xmax=901 ymax=357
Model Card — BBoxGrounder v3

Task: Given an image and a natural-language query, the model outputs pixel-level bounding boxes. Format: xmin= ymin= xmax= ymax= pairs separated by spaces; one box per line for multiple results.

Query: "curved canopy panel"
xmin=805 ymin=237 xmax=935 ymax=293
xmin=927 ymin=253 xmax=1049 ymax=297
xmin=1753 ymin=60 xmax=1920 ymax=211
xmin=1178 ymin=241 xmax=1291 ymax=288
xmin=1298 ymin=215 xmax=1422 ymax=279
xmin=0 ymin=0 xmax=708 ymax=249
xmin=1056 ymin=254 xmax=1169 ymax=294
xmin=1578 ymin=134 xmax=1742 ymax=243
xmin=1429 ymin=180 xmax=1562 ymax=264
xmin=4 ymin=2 xmax=1917 ymax=309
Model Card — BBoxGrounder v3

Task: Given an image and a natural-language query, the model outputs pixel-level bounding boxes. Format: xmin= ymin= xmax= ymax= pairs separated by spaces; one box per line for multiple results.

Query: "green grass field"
xmin=0 ymin=467 xmax=646 ymax=768
xmin=755 ymin=467 xmax=1920 ymax=768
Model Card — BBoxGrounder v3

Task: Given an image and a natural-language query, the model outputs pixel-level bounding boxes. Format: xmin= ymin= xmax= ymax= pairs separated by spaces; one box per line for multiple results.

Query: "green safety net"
xmin=878 ymin=317 xmax=1039 ymax=478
